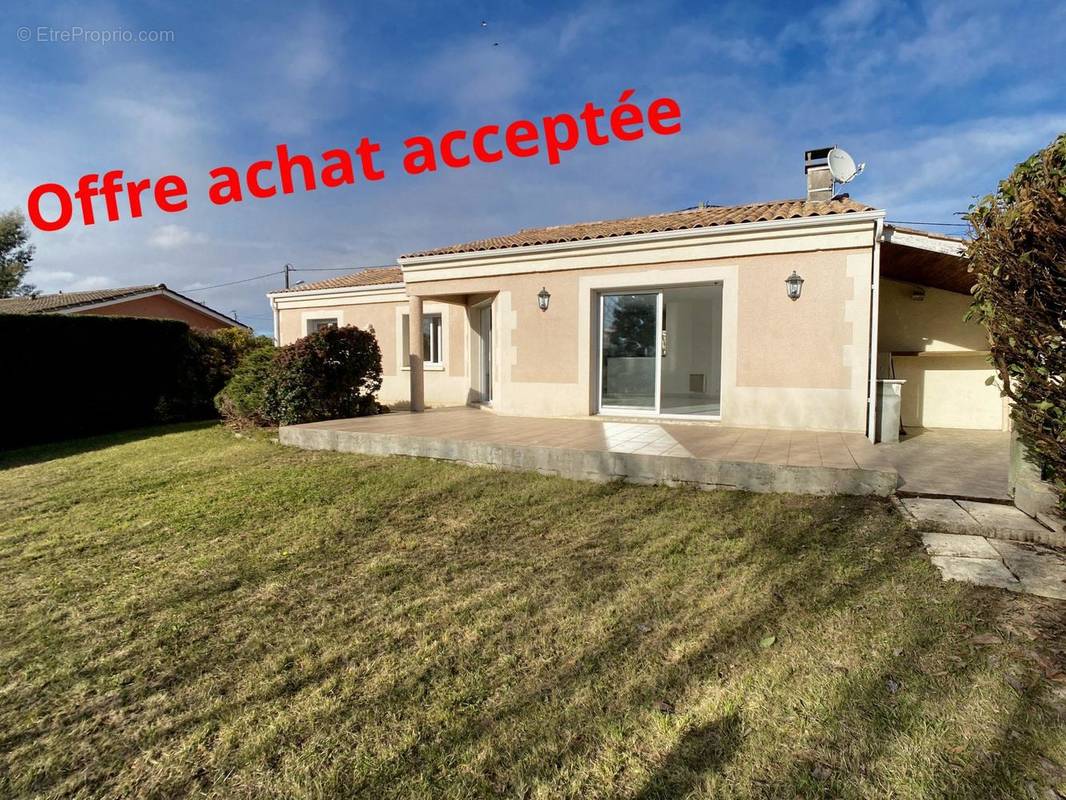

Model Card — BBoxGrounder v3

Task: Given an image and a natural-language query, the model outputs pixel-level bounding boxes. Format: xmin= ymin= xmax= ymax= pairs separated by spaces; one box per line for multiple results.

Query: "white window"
xmin=306 ymin=317 xmax=338 ymax=335
xmin=402 ymin=313 xmax=443 ymax=367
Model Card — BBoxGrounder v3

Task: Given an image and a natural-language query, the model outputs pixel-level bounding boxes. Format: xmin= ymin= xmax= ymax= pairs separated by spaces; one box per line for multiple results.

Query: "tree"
xmin=607 ymin=295 xmax=656 ymax=356
xmin=966 ymin=132 xmax=1066 ymax=510
xmin=0 ymin=210 xmax=36 ymax=298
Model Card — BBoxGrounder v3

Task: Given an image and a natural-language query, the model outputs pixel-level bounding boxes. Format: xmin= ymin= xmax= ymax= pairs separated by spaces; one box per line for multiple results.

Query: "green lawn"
xmin=1 ymin=424 xmax=1064 ymax=799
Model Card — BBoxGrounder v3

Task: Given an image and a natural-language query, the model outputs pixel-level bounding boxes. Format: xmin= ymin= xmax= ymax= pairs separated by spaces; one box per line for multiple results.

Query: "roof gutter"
xmin=881 ymin=225 xmax=967 ymax=257
xmin=266 ymin=282 xmax=406 ymax=301
xmin=54 ymin=287 xmax=249 ymax=330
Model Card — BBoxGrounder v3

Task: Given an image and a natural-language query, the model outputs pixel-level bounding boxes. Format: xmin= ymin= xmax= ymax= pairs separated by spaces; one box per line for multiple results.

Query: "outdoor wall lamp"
xmin=785 ymin=270 xmax=804 ymax=301
xmin=537 ymin=286 xmax=551 ymax=311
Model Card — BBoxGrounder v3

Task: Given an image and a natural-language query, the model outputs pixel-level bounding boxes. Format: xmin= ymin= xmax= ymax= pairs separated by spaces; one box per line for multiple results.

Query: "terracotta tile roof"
xmin=0 ymin=285 xmax=161 ymax=314
xmin=275 ymin=266 xmax=403 ymax=293
xmin=402 ymin=196 xmax=877 ymax=258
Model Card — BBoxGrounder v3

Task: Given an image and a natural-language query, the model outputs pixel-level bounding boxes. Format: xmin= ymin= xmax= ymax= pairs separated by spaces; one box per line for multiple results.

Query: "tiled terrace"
xmin=280 ymin=408 xmax=1011 ymax=499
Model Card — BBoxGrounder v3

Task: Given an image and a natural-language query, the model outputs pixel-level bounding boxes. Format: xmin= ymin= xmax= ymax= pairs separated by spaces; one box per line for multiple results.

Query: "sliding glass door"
xmin=659 ymin=285 xmax=723 ymax=416
xmin=598 ymin=285 xmax=723 ymax=418
xmin=600 ymin=292 xmax=659 ymax=411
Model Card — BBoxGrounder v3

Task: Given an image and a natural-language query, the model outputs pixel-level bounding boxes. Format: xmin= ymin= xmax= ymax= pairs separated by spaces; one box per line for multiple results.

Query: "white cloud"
xmin=148 ymin=224 xmax=207 ymax=249
xmin=31 ymin=271 xmax=115 ymax=293
xmin=67 ymin=275 xmax=116 ymax=291
xmin=30 ymin=269 xmax=78 ymax=284
xmin=414 ymin=38 xmax=533 ymax=114
xmin=858 ymin=113 xmax=1066 ymax=219
xmin=232 ymin=7 xmax=357 ymax=137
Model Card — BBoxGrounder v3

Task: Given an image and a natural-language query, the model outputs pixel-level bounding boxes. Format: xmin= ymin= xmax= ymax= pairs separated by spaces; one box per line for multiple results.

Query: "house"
xmin=268 ymin=147 xmax=1003 ymax=442
xmin=0 ymin=284 xmax=248 ymax=331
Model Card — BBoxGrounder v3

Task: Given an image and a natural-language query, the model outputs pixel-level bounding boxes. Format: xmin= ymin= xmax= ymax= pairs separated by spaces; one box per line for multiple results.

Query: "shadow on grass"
xmin=0 ymin=420 xmax=218 ymax=470
xmin=632 ymin=712 xmax=743 ymax=799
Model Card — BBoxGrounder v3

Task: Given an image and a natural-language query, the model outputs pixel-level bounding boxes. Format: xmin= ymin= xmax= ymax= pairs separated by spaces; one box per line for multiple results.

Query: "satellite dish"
xmin=827 ymin=147 xmax=865 ymax=184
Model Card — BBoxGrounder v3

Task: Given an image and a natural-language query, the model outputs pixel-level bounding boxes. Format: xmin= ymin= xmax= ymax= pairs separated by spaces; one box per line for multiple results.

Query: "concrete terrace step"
xmin=279 ymin=422 xmax=899 ymax=497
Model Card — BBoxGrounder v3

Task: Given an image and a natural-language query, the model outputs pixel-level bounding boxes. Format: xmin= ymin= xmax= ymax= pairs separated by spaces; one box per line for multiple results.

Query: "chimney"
xmin=804 ymin=146 xmax=835 ymax=202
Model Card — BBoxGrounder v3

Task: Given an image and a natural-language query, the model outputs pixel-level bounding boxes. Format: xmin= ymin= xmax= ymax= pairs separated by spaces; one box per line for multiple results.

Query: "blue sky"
xmin=3 ymin=0 xmax=1064 ymax=333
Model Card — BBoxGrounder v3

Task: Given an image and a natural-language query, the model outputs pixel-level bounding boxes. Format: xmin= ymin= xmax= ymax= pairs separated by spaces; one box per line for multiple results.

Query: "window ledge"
xmin=402 ymin=364 xmax=446 ymax=372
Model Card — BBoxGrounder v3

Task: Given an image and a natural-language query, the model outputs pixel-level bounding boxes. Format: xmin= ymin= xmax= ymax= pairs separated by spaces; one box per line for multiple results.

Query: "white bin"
xmin=876 ymin=379 xmax=906 ymax=443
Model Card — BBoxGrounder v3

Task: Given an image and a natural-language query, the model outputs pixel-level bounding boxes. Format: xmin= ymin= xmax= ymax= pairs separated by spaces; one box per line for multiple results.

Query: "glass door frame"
xmin=594 ymin=285 xmax=724 ymax=421
xmin=480 ymin=304 xmax=492 ymax=404
xmin=471 ymin=298 xmax=493 ymax=405
xmin=597 ymin=290 xmax=663 ymax=417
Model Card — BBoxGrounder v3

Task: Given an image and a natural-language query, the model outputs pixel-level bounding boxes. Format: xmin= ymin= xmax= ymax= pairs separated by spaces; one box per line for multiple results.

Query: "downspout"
xmin=271 ymin=297 xmax=280 ymax=346
xmin=866 ymin=218 xmax=884 ymax=442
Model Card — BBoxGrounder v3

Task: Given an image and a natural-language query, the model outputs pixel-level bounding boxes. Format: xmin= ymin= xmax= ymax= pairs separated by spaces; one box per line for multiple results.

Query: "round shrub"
xmin=264 ymin=325 xmax=383 ymax=425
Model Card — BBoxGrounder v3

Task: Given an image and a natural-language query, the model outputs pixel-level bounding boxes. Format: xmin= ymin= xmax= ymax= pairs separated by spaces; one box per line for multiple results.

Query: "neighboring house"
xmin=0 ymin=284 xmax=248 ymax=331
xmin=268 ymin=147 xmax=1002 ymax=441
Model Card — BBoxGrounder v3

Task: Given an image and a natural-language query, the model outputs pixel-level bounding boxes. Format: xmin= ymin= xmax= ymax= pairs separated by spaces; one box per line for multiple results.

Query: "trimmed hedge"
xmin=214 ymin=347 xmax=277 ymax=427
xmin=966 ymin=132 xmax=1066 ymax=511
xmin=0 ymin=313 xmax=238 ymax=449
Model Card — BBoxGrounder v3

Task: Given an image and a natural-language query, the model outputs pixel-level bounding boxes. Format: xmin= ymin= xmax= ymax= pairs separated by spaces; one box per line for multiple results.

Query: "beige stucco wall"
xmin=278 ymin=300 xmax=399 ymax=374
xmin=272 ymin=217 xmax=881 ymax=432
xmin=276 ymin=295 xmax=471 ymax=408
xmin=406 ymin=246 xmax=873 ymax=431
xmin=892 ymin=354 xmax=1007 ymax=430
xmin=878 ymin=278 xmax=989 ymax=353
xmin=878 ymin=278 xmax=1007 ymax=430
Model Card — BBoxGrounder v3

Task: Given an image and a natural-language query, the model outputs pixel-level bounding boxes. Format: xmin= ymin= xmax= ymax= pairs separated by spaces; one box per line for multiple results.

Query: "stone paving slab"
xmin=902 ymin=497 xmax=1065 ymax=546
xmin=988 ymin=539 xmax=1066 ymax=600
xmin=922 ymin=532 xmax=1066 ymax=600
xmin=928 ymin=554 xmax=1021 ymax=591
xmin=900 ymin=498 xmax=979 ymax=531
xmin=957 ymin=500 xmax=1049 ymax=536
xmin=920 ymin=532 xmax=1001 ymax=559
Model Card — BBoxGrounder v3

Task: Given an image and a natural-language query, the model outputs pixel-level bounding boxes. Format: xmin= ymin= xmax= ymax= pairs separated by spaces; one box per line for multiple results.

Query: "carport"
xmin=877 ymin=224 xmax=1008 ymax=433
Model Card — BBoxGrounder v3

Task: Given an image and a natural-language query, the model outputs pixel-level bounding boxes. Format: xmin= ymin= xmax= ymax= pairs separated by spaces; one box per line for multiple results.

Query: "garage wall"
xmin=878 ymin=278 xmax=988 ymax=353
xmin=878 ymin=279 xmax=1007 ymax=430
xmin=892 ymin=354 xmax=1007 ymax=430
